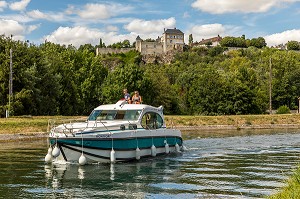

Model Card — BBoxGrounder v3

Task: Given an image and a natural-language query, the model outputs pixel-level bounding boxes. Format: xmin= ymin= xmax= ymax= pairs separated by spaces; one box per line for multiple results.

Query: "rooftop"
xmin=164 ymin=28 xmax=184 ymax=35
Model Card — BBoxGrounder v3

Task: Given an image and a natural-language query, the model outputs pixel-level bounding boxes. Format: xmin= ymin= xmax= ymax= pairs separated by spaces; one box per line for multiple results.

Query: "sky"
xmin=1 ymin=0 xmax=300 ymax=48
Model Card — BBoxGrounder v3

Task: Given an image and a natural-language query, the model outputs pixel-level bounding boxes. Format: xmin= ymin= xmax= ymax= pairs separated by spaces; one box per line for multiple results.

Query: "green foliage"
xmin=220 ymin=36 xmax=246 ymax=48
xmin=287 ymin=41 xmax=300 ymax=50
xmin=107 ymin=39 xmax=133 ymax=48
xmin=248 ymin=37 xmax=267 ymax=48
xmin=276 ymin=105 xmax=291 ymax=114
xmin=188 ymin=34 xmax=193 ymax=45
xmin=1 ymin=36 xmax=300 ymax=116
xmin=220 ymin=36 xmax=266 ymax=48
xmin=269 ymin=165 xmax=300 ymax=199
xmin=205 ymin=41 xmax=212 ymax=46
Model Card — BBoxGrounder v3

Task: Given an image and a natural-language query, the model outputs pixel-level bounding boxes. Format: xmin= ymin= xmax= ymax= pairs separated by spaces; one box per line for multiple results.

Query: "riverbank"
xmin=1 ymin=114 xmax=300 ymax=141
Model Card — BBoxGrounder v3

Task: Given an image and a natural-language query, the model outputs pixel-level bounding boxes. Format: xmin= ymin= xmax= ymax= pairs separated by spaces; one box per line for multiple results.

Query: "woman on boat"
xmin=132 ymin=91 xmax=142 ymax=104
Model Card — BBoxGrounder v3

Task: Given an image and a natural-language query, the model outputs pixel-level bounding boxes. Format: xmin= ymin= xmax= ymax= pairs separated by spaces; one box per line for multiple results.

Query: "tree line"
xmin=1 ymin=35 xmax=300 ymax=117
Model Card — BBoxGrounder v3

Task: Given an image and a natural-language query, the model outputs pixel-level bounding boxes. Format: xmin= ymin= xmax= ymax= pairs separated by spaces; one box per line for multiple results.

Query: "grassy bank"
xmin=269 ymin=165 xmax=300 ymax=199
xmin=165 ymin=114 xmax=300 ymax=127
xmin=1 ymin=114 xmax=300 ymax=134
xmin=0 ymin=116 xmax=84 ymax=134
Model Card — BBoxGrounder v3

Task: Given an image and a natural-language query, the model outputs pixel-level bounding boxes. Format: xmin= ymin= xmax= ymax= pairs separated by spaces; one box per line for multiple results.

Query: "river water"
xmin=0 ymin=129 xmax=300 ymax=199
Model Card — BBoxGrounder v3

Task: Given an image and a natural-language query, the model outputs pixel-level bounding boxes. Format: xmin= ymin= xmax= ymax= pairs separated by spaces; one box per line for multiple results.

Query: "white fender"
xmin=151 ymin=144 xmax=156 ymax=157
xmin=165 ymin=143 xmax=170 ymax=154
xmin=175 ymin=143 xmax=180 ymax=153
xmin=110 ymin=149 xmax=116 ymax=163
xmin=47 ymin=147 xmax=52 ymax=154
xmin=136 ymin=147 xmax=141 ymax=160
xmin=52 ymin=145 xmax=60 ymax=157
xmin=44 ymin=153 xmax=52 ymax=163
xmin=45 ymin=147 xmax=53 ymax=163
xmin=79 ymin=154 xmax=87 ymax=165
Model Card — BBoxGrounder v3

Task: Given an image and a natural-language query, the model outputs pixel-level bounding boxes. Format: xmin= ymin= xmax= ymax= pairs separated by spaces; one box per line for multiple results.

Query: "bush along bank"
xmin=269 ymin=165 xmax=300 ymax=199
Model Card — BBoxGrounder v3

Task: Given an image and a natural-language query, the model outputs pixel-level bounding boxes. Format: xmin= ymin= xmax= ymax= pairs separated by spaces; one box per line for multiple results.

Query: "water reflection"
xmin=0 ymin=130 xmax=300 ymax=198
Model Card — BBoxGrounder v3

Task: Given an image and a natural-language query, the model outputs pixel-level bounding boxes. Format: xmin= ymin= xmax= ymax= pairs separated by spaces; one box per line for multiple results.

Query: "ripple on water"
xmin=1 ymin=132 xmax=300 ymax=198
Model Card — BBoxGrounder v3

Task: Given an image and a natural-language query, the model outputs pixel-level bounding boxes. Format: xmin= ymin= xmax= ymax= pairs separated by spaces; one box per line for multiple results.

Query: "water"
xmin=1 ymin=130 xmax=300 ymax=199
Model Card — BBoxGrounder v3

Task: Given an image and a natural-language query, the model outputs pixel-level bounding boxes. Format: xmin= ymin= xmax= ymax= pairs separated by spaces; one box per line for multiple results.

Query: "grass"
xmin=165 ymin=114 xmax=300 ymax=127
xmin=269 ymin=165 xmax=300 ymax=199
xmin=0 ymin=116 xmax=84 ymax=134
xmin=1 ymin=114 xmax=300 ymax=134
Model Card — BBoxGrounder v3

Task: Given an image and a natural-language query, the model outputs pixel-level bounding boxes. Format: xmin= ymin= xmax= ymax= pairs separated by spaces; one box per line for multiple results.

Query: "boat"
xmin=45 ymin=100 xmax=183 ymax=165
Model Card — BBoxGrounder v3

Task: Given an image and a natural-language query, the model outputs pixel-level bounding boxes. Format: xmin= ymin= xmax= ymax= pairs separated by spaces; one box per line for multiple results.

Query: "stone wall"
xmin=140 ymin=42 xmax=164 ymax=55
xmin=142 ymin=50 xmax=180 ymax=64
xmin=96 ymin=48 xmax=135 ymax=55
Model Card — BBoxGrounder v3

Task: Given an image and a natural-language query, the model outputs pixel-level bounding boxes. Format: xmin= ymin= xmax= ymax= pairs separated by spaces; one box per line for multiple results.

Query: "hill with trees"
xmin=1 ymin=35 xmax=300 ymax=116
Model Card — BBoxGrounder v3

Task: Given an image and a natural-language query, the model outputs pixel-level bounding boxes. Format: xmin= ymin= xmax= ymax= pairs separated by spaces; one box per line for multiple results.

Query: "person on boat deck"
xmin=132 ymin=91 xmax=142 ymax=104
xmin=123 ymin=89 xmax=131 ymax=104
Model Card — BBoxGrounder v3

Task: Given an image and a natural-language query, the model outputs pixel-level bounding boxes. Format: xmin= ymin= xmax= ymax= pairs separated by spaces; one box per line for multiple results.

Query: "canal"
xmin=0 ymin=129 xmax=299 ymax=198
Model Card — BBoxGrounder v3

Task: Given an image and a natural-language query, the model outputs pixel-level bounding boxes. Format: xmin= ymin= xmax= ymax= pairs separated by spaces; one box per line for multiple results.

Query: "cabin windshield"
xmin=88 ymin=110 xmax=141 ymax=121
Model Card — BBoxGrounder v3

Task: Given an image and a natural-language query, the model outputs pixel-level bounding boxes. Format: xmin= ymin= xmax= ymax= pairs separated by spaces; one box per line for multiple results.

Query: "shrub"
xmin=276 ymin=105 xmax=291 ymax=114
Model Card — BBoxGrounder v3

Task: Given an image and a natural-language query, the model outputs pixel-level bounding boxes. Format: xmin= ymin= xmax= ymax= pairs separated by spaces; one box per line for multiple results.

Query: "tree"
xmin=189 ymin=34 xmax=193 ymax=45
xmin=99 ymin=38 xmax=103 ymax=48
xmin=287 ymin=41 xmax=300 ymax=50
xmin=249 ymin=37 xmax=267 ymax=48
xmin=220 ymin=36 xmax=246 ymax=48
xmin=205 ymin=41 xmax=212 ymax=47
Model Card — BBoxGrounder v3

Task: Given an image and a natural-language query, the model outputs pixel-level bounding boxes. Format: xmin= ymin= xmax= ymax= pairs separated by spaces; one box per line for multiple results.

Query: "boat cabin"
xmin=87 ymin=101 xmax=165 ymax=130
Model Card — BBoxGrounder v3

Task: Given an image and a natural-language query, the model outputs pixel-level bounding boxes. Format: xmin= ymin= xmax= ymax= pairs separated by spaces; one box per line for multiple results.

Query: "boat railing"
xmin=48 ymin=117 xmax=88 ymax=135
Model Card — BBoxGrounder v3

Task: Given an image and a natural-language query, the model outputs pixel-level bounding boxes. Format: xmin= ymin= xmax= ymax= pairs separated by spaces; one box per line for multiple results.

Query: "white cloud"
xmin=191 ymin=0 xmax=300 ymax=14
xmin=0 ymin=19 xmax=24 ymax=39
xmin=77 ymin=4 xmax=110 ymax=19
xmin=25 ymin=10 xmax=68 ymax=23
xmin=26 ymin=24 xmax=39 ymax=33
xmin=106 ymin=25 xmax=119 ymax=32
xmin=124 ymin=17 xmax=176 ymax=34
xmin=0 ymin=1 xmax=7 ymax=11
xmin=65 ymin=5 xmax=75 ymax=15
xmin=27 ymin=9 xmax=47 ymax=19
xmin=190 ymin=24 xmax=225 ymax=38
xmin=9 ymin=0 xmax=30 ymax=11
xmin=186 ymin=23 xmax=245 ymax=43
xmin=264 ymin=29 xmax=300 ymax=46
xmin=76 ymin=3 xmax=133 ymax=20
xmin=43 ymin=26 xmax=138 ymax=48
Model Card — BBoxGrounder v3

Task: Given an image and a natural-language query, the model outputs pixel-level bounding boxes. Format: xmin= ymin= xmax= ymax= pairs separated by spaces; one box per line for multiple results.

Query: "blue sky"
xmin=0 ymin=0 xmax=300 ymax=47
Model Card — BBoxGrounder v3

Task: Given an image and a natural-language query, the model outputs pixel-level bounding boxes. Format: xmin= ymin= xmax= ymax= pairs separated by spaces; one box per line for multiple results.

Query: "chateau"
xmin=96 ymin=28 xmax=185 ymax=56
xmin=135 ymin=28 xmax=185 ymax=55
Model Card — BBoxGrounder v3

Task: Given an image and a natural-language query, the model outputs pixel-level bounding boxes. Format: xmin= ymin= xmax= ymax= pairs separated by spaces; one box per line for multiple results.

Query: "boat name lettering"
xmin=96 ymin=134 xmax=111 ymax=138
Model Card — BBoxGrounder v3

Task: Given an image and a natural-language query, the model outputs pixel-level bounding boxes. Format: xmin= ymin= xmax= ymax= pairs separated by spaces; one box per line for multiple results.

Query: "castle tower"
xmin=162 ymin=28 xmax=184 ymax=53
xmin=135 ymin=35 xmax=142 ymax=53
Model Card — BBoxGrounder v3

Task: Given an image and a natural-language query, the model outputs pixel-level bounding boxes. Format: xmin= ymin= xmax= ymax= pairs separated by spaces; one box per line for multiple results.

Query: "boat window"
xmin=88 ymin=110 xmax=141 ymax=121
xmin=88 ymin=110 xmax=101 ymax=121
xmin=98 ymin=110 xmax=117 ymax=120
xmin=141 ymin=112 xmax=163 ymax=129
xmin=124 ymin=110 xmax=141 ymax=120
xmin=115 ymin=110 xmax=126 ymax=119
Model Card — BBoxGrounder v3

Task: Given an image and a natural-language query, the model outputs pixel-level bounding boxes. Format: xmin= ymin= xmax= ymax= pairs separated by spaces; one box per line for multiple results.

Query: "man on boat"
xmin=123 ymin=89 xmax=131 ymax=104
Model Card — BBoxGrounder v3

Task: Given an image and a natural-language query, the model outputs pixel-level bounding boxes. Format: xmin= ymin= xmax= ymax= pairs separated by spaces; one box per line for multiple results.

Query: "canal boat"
xmin=45 ymin=100 xmax=183 ymax=165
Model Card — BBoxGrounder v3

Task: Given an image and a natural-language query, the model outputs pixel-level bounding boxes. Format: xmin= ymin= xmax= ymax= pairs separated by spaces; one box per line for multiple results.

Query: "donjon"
xmin=136 ymin=28 xmax=184 ymax=55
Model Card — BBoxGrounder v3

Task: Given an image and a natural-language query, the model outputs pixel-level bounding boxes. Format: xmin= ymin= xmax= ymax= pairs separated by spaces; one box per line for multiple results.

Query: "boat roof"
xmin=94 ymin=100 xmax=163 ymax=112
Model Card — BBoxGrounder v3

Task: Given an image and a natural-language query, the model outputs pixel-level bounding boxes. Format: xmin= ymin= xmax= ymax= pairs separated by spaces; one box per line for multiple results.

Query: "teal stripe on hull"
xmin=50 ymin=136 xmax=182 ymax=150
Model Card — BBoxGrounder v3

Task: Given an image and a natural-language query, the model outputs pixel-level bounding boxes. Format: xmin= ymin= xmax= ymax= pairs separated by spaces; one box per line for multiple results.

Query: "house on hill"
xmin=192 ymin=35 xmax=222 ymax=47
